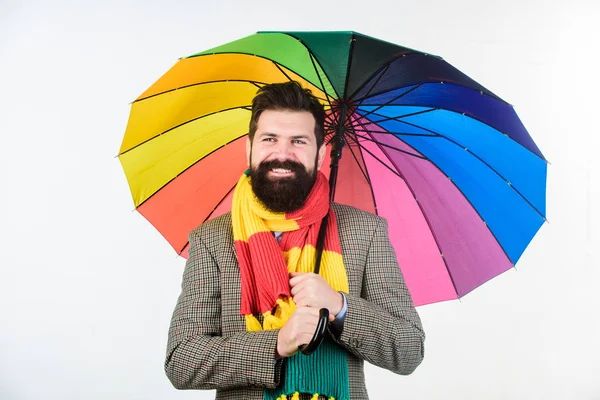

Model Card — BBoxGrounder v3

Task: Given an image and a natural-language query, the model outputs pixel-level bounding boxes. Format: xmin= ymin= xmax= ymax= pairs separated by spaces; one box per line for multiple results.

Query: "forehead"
xmin=255 ymin=109 xmax=316 ymax=138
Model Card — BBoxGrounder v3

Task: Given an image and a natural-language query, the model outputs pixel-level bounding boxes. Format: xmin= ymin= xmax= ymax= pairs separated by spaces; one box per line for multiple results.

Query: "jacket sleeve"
xmin=330 ymin=216 xmax=425 ymax=375
xmin=164 ymin=228 xmax=283 ymax=390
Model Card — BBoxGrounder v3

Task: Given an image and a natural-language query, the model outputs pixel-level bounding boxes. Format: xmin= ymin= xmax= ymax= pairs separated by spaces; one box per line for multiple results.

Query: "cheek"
xmin=306 ymin=149 xmax=318 ymax=165
xmin=251 ymin=147 xmax=267 ymax=166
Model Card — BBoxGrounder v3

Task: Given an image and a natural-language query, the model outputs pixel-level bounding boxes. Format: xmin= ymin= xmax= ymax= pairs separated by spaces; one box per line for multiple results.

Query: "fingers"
xmin=294 ymin=305 xmax=320 ymax=318
xmin=291 ymin=283 xmax=320 ymax=307
xmin=328 ymin=314 xmax=335 ymax=323
xmin=290 ymin=280 xmax=315 ymax=298
xmin=278 ymin=306 xmax=322 ymax=356
xmin=289 ymin=275 xmax=307 ymax=297
xmin=290 ymin=273 xmax=333 ymax=310
xmin=289 ymin=272 xmax=320 ymax=296
xmin=291 ymin=306 xmax=319 ymax=346
xmin=289 ymin=272 xmax=312 ymax=288
xmin=293 ymin=291 xmax=308 ymax=306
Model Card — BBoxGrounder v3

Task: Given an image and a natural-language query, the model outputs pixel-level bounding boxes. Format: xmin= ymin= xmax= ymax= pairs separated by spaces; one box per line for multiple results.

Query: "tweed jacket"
xmin=165 ymin=203 xmax=425 ymax=399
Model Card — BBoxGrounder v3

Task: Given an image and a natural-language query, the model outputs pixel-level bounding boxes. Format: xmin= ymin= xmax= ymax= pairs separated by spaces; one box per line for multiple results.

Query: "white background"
xmin=1 ymin=0 xmax=599 ymax=399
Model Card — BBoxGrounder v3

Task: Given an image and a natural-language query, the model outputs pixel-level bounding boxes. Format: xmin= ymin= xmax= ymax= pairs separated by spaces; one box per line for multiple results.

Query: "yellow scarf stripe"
xmin=232 ymin=173 xmax=299 ymax=242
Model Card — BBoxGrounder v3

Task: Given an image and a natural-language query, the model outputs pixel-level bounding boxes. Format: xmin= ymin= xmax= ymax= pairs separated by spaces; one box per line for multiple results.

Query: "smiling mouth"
xmin=268 ymin=168 xmax=295 ymax=177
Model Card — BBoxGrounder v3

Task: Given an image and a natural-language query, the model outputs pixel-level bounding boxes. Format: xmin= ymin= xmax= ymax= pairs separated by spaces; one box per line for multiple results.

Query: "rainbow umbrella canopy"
xmin=119 ymin=31 xmax=547 ymax=306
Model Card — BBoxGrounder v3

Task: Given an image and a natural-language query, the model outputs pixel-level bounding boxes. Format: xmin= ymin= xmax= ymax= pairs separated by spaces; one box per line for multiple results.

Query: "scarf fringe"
xmin=244 ymin=314 xmax=263 ymax=332
xmin=245 ymin=298 xmax=296 ymax=331
xmin=275 ymin=393 xmax=334 ymax=400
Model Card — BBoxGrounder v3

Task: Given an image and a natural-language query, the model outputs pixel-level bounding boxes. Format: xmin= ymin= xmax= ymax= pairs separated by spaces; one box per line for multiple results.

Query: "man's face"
xmin=246 ymin=109 xmax=326 ymax=213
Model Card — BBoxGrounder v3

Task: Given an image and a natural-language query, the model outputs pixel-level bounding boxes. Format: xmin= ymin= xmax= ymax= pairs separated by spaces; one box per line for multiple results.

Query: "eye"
xmin=263 ymin=137 xmax=276 ymax=142
xmin=292 ymin=139 xmax=306 ymax=145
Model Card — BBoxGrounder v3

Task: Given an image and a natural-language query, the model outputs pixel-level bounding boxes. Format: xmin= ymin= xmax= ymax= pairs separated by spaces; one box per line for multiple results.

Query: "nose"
xmin=273 ymin=140 xmax=294 ymax=160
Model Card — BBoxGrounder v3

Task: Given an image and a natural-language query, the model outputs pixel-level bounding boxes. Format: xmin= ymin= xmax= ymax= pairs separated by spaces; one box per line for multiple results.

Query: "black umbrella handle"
xmin=299 ymin=308 xmax=329 ymax=355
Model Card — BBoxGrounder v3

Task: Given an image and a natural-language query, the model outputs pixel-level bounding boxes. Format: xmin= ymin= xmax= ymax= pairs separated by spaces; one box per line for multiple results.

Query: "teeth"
xmin=272 ymin=168 xmax=291 ymax=173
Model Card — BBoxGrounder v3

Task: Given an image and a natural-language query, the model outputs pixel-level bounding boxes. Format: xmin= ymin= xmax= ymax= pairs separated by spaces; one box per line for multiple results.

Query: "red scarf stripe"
xmin=237 ymin=232 xmax=290 ymax=315
xmin=281 ymin=209 xmax=341 ymax=255
xmin=323 ymin=209 xmax=343 ymax=254
xmin=235 ymin=240 xmax=260 ymax=313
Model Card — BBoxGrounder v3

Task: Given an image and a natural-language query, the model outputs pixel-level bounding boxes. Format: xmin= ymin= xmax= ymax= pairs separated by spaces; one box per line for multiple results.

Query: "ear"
xmin=246 ymin=136 xmax=252 ymax=166
xmin=316 ymin=143 xmax=326 ymax=170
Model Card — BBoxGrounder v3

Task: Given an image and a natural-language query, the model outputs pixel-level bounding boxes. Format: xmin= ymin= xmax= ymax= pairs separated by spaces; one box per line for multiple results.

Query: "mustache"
xmin=258 ymin=159 xmax=306 ymax=173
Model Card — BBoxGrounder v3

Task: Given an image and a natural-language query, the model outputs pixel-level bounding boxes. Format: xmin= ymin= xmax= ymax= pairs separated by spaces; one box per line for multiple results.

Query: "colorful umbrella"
xmin=118 ymin=31 xmax=547 ymax=306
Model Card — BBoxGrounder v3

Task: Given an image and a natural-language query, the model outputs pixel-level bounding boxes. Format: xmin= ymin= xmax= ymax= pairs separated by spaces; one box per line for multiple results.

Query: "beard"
xmin=249 ymin=158 xmax=318 ymax=213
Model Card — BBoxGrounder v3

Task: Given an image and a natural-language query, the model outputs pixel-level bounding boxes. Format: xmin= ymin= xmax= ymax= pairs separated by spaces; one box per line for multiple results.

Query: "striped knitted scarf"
xmin=232 ymin=170 xmax=350 ymax=400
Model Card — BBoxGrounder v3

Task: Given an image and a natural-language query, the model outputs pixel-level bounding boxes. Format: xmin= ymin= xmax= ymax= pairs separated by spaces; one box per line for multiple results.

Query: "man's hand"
xmin=276 ymin=306 xmax=320 ymax=358
xmin=289 ymin=272 xmax=343 ymax=322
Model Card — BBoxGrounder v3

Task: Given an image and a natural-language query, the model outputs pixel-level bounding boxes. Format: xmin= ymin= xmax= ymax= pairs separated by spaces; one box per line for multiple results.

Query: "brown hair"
xmin=248 ymin=81 xmax=325 ymax=148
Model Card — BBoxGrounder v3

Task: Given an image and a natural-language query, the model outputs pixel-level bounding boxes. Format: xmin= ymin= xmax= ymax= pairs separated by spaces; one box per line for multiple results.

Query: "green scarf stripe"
xmin=264 ymin=337 xmax=350 ymax=400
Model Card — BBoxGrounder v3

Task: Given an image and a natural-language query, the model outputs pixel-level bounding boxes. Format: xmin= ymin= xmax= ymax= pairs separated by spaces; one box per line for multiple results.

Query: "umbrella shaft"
xmin=329 ymin=103 xmax=348 ymax=202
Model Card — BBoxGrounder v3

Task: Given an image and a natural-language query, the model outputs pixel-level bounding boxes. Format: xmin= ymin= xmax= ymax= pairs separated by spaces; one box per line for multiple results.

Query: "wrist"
xmin=276 ymin=330 xmax=289 ymax=358
xmin=333 ymin=291 xmax=344 ymax=316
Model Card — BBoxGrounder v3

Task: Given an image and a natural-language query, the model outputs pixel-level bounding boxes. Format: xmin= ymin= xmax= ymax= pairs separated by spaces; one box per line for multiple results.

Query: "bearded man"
xmin=165 ymin=81 xmax=425 ymax=400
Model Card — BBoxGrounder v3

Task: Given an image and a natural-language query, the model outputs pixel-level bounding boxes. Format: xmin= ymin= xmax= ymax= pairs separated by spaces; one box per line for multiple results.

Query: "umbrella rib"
xmin=273 ymin=60 xmax=294 ymax=81
xmin=308 ymin=52 xmax=336 ymax=110
xmin=340 ymin=133 xmax=372 ymax=185
xmin=271 ymin=61 xmax=330 ymax=103
xmin=356 ymin=84 xmax=424 ymax=120
xmin=324 ymin=112 xmax=338 ymax=145
xmin=134 ymin=135 xmax=247 ymax=210
xmin=359 ymin=105 xmax=437 ymax=123
xmin=358 ymin=110 xmax=445 ymax=136
xmin=135 ymin=79 xmax=276 ymax=103
xmin=347 ymin=52 xmax=426 ymax=100
xmin=349 ymin=113 xmax=432 ymax=159
xmin=325 ymin=112 xmax=337 ymax=126
xmin=345 ymin=133 xmax=404 ymax=180
xmin=359 ymin=112 xmax=547 ymax=221
xmin=353 ymin=79 xmax=508 ymax=107
xmin=281 ymin=33 xmax=341 ymax=100
xmin=352 ymin=81 xmax=422 ymax=104
xmin=352 ymin=131 xmax=429 ymax=160
xmin=344 ymin=112 xmax=404 ymax=180
xmin=325 ymin=134 xmax=336 ymax=147
xmin=353 ymin=128 xmax=438 ymax=138
xmin=177 ymin=180 xmax=238 ymax=256
xmin=118 ymin=105 xmax=251 ymax=157
xmin=344 ymin=130 xmax=380 ymax=213
xmin=352 ymin=63 xmax=392 ymax=112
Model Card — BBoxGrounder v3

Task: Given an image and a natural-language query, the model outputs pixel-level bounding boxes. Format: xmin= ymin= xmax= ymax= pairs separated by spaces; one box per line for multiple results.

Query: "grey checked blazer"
xmin=165 ymin=203 xmax=425 ymax=399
